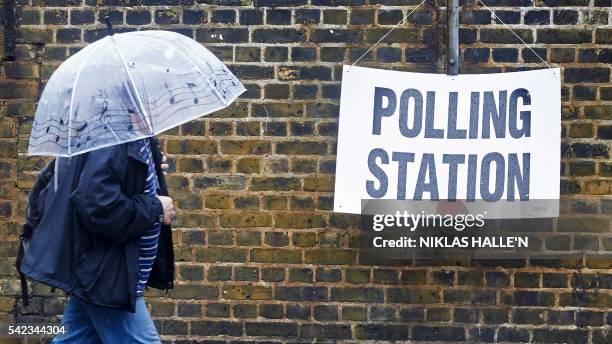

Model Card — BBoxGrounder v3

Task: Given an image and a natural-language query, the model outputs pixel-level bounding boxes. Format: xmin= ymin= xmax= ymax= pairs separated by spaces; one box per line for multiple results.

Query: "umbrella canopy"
xmin=28 ymin=30 xmax=245 ymax=157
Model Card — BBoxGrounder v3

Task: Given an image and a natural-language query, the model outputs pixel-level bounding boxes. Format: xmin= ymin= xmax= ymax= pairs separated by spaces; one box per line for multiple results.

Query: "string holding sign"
xmin=352 ymin=0 xmax=428 ymax=67
xmin=477 ymin=0 xmax=553 ymax=69
xmin=351 ymin=0 xmax=556 ymax=70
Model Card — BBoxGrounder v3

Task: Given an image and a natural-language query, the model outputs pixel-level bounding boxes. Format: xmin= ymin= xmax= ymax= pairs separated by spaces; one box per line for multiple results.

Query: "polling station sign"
xmin=334 ymin=66 xmax=561 ymax=216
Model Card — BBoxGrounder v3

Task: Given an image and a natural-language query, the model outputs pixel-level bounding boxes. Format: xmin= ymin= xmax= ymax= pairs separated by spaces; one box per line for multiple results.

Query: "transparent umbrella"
xmin=28 ymin=29 xmax=245 ymax=157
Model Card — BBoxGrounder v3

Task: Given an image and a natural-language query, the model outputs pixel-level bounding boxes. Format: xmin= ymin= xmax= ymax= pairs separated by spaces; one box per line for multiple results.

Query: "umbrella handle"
xmin=104 ymin=15 xmax=114 ymax=36
xmin=54 ymin=157 xmax=58 ymax=192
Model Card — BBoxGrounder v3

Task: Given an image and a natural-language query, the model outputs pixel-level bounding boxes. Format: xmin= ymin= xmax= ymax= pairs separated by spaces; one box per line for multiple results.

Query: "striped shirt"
xmin=136 ymin=138 xmax=161 ymax=297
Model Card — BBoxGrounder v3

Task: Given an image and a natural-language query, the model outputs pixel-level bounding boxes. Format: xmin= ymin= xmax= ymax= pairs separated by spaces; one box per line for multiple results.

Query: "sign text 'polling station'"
xmin=333 ymin=66 xmax=561 ymax=215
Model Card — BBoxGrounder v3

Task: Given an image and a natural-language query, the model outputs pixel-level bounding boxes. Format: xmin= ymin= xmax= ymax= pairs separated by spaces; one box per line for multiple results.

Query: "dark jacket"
xmin=19 ymin=137 xmax=174 ymax=313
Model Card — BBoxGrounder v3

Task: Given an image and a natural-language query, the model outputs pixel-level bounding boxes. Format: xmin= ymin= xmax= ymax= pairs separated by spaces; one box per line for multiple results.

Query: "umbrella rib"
xmin=143 ymin=34 xmax=228 ymax=106
xmin=110 ymin=35 xmax=154 ymax=135
xmin=67 ymin=40 xmax=102 ymax=155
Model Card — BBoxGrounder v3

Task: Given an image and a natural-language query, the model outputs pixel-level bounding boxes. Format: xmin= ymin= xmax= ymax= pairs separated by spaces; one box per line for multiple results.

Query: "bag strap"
xmin=16 ymin=235 xmax=29 ymax=307
xmin=19 ymin=271 xmax=29 ymax=307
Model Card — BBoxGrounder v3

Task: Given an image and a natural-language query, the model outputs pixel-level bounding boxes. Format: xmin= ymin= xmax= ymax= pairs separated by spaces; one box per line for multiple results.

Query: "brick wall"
xmin=1 ymin=0 xmax=611 ymax=343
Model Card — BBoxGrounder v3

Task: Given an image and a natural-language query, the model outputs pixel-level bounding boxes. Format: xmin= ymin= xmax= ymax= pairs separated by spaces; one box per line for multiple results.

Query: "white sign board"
xmin=334 ymin=66 xmax=561 ymax=215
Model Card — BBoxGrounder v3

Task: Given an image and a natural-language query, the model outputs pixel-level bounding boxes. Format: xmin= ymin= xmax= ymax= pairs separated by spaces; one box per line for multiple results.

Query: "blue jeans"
xmin=52 ymin=296 xmax=161 ymax=344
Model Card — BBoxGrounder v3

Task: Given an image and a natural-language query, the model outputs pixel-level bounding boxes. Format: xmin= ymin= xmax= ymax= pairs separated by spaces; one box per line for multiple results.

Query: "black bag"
xmin=15 ymin=159 xmax=56 ymax=306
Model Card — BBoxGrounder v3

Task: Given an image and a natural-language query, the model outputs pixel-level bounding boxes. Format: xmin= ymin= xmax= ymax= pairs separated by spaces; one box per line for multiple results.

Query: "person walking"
xmin=19 ymin=28 xmax=245 ymax=343
xmin=20 ymin=136 xmax=175 ymax=343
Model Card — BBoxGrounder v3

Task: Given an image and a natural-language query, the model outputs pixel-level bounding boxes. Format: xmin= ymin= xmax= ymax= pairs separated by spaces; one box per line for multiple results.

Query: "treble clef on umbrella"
xmin=96 ymin=99 xmax=121 ymax=141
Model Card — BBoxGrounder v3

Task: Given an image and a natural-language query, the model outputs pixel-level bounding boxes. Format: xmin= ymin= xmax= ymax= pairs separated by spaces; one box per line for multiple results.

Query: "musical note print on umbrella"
xmin=28 ymin=30 xmax=246 ymax=157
